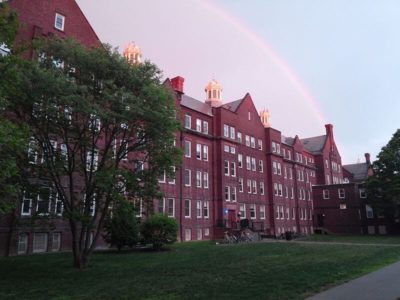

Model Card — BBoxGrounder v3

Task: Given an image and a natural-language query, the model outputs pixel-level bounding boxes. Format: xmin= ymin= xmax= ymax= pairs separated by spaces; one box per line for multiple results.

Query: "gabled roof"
xmin=300 ymin=135 xmax=326 ymax=154
xmin=181 ymin=95 xmax=213 ymax=116
xmin=343 ymin=163 xmax=369 ymax=182
xmin=222 ymin=98 xmax=244 ymax=112
xmin=281 ymin=135 xmax=295 ymax=146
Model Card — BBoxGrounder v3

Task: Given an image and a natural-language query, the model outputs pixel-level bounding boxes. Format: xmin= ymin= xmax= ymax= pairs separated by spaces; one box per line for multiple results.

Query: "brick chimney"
xmin=325 ymin=124 xmax=333 ymax=138
xmin=365 ymin=153 xmax=371 ymax=165
xmin=171 ymin=76 xmax=184 ymax=94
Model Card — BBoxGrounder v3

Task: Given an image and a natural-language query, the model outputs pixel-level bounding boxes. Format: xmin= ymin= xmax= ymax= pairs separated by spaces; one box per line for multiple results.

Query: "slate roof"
xmin=281 ymin=135 xmax=295 ymax=146
xmin=181 ymin=95 xmax=213 ymax=116
xmin=222 ymin=98 xmax=244 ymax=112
xmin=300 ymin=135 xmax=327 ymax=154
xmin=343 ymin=163 xmax=369 ymax=182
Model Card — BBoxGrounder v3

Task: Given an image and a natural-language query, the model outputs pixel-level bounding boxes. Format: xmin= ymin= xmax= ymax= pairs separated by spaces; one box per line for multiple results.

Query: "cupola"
xmin=205 ymin=79 xmax=223 ymax=107
xmin=260 ymin=108 xmax=270 ymax=128
xmin=123 ymin=42 xmax=142 ymax=65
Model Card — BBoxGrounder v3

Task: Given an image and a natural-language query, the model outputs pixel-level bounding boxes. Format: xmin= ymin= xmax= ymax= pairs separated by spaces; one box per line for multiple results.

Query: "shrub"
xmin=103 ymin=200 xmax=139 ymax=251
xmin=141 ymin=214 xmax=178 ymax=250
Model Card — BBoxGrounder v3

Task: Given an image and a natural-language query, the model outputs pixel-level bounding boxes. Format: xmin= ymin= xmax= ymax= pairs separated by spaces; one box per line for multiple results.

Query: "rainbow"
xmin=199 ymin=0 xmax=327 ymax=127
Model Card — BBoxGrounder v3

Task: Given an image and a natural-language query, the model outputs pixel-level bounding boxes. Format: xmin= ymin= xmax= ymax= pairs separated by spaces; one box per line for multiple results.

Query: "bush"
xmin=103 ymin=200 xmax=139 ymax=251
xmin=141 ymin=214 xmax=178 ymax=250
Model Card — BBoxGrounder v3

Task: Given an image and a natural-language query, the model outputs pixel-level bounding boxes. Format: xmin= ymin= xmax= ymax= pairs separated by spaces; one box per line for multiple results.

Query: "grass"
xmin=1 ymin=237 xmax=400 ymax=300
xmin=299 ymin=234 xmax=400 ymax=244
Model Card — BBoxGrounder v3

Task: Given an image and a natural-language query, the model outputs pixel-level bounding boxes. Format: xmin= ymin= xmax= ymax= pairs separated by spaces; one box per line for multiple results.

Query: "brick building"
xmin=2 ymin=0 xmax=388 ymax=256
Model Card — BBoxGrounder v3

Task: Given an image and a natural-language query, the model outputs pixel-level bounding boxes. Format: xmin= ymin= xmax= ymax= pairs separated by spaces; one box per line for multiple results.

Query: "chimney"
xmin=365 ymin=153 xmax=371 ymax=165
xmin=325 ymin=124 xmax=333 ymax=137
xmin=171 ymin=76 xmax=184 ymax=94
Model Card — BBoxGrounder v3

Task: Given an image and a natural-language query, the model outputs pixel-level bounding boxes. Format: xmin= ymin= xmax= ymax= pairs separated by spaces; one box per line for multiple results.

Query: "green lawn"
xmin=299 ymin=234 xmax=400 ymax=244
xmin=1 ymin=239 xmax=400 ymax=300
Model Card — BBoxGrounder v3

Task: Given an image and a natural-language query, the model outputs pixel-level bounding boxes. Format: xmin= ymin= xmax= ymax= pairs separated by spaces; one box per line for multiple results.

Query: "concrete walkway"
xmin=307 ymin=260 xmax=400 ymax=300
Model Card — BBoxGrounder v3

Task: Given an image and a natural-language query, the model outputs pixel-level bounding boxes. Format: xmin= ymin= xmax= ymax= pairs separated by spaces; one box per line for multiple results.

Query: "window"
xmin=287 ymin=150 xmax=291 ymax=160
xmin=284 ymin=166 xmax=287 ymax=178
xmin=184 ymin=141 xmax=191 ymax=157
xmin=286 ymin=208 xmax=290 ymax=220
xmin=260 ymin=205 xmax=266 ymax=219
xmin=230 ymin=146 xmax=235 ymax=154
xmin=276 ymin=144 xmax=281 ymax=154
xmin=250 ymin=137 xmax=255 ymax=148
xmin=224 ymin=160 xmax=230 ymax=176
xmin=366 ymin=205 xmax=374 ymax=219
xmin=18 ymin=234 xmax=28 ymax=255
xmin=252 ymin=180 xmax=257 ymax=194
xmin=54 ymin=13 xmax=65 ymax=31
xmin=274 ymin=183 xmax=278 ymax=196
xmin=28 ymin=137 xmax=39 ymax=164
xmin=36 ymin=187 xmax=51 ymax=215
xmin=231 ymin=162 xmax=236 ymax=177
xmin=248 ymin=111 xmax=251 ymax=120
xmin=259 ymin=160 xmax=263 ymax=173
xmin=277 ymin=163 xmax=282 ymax=175
xmin=224 ymin=186 xmax=230 ymax=201
xmin=239 ymin=178 xmax=244 ymax=192
xmin=89 ymin=114 xmax=101 ymax=132
xmin=203 ymin=201 xmax=209 ymax=218
xmin=33 ymin=233 xmax=48 ymax=253
xmin=203 ymin=145 xmax=209 ymax=161
xmin=272 ymin=142 xmax=277 ymax=153
xmin=184 ymin=169 xmax=191 ymax=186
xmin=291 ymin=187 xmax=294 ymax=199
xmin=184 ymin=199 xmax=191 ymax=218
xmin=185 ymin=115 xmax=191 ymax=129
xmin=168 ymin=198 xmax=175 ymax=217
xmin=158 ymin=198 xmax=165 ymax=214
xmin=238 ymin=154 xmax=243 ymax=168
xmin=197 ymin=228 xmax=202 ymax=240
xmin=52 ymin=232 xmax=61 ymax=252
xmin=196 ymin=171 xmax=202 ymax=188
xmin=86 ymin=149 xmax=99 ymax=171
xmin=167 ymin=166 xmax=176 ymax=184
xmin=251 ymin=157 xmax=256 ymax=171
xmin=203 ymin=172 xmax=209 ymax=189
xmin=250 ymin=204 xmax=256 ymax=219
xmin=196 ymin=119 xmax=202 ymax=132
xmin=196 ymin=144 xmax=202 ymax=160
xmin=245 ymin=135 xmax=250 ymax=147
xmin=260 ymin=182 xmax=265 ymax=195
xmin=184 ymin=228 xmax=191 ymax=241
xmin=239 ymin=203 xmax=246 ymax=218
xmin=246 ymin=156 xmax=251 ymax=170
xmin=292 ymin=208 xmax=296 ymax=220
xmin=338 ymin=188 xmax=345 ymax=199
xmin=196 ymin=200 xmax=202 ymax=218
xmin=278 ymin=184 xmax=283 ymax=196
xmin=359 ymin=188 xmax=366 ymax=198
xmin=21 ymin=190 xmax=33 ymax=216
xmin=273 ymin=162 xmax=277 ymax=174
xmin=224 ymin=144 xmax=230 ymax=152
xmin=223 ymin=124 xmax=229 ymax=137
xmin=54 ymin=193 xmax=63 ymax=216
xmin=258 ymin=139 xmax=263 ymax=150
xmin=230 ymin=127 xmax=235 ymax=139
xmin=247 ymin=179 xmax=252 ymax=194
xmin=204 ymin=228 xmax=210 ymax=236
xmin=339 ymin=203 xmax=347 ymax=210
xmin=203 ymin=121 xmax=209 ymax=134
xmin=326 ymin=175 xmax=331 ymax=185
xmin=237 ymin=132 xmax=242 ymax=143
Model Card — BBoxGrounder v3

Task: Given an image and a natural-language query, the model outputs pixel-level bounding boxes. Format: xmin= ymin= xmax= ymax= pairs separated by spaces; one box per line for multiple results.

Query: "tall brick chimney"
xmin=365 ymin=153 xmax=371 ymax=165
xmin=171 ymin=76 xmax=184 ymax=94
xmin=325 ymin=124 xmax=333 ymax=138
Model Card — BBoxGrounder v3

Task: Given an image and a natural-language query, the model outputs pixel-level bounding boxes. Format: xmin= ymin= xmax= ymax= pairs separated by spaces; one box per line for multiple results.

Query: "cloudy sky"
xmin=76 ymin=0 xmax=400 ymax=164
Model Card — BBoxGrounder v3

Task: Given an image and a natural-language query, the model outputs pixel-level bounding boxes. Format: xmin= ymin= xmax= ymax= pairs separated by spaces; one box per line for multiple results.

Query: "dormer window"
xmin=55 ymin=13 xmax=65 ymax=31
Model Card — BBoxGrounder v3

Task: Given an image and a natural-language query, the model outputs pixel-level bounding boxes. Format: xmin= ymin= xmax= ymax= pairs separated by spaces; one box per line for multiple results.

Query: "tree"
xmin=366 ymin=129 xmax=400 ymax=219
xmin=103 ymin=200 xmax=139 ymax=251
xmin=1 ymin=37 xmax=181 ymax=269
xmin=0 ymin=2 xmax=28 ymax=215
xmin=141 ymin=214 xmax=178 ymax=251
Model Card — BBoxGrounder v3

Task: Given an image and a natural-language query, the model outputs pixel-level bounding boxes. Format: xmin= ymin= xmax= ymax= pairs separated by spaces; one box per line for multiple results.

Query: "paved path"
xmin=307 ymin=260 xmax=400 ymax=300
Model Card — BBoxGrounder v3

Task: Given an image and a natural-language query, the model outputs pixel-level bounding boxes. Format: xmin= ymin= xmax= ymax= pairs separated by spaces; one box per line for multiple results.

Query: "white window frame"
xmin=54 ymin=13 xmax=65 ymax=31
xmin=184 ymin=199 xmax=191 ymax=218
xmin=168 ymin=198 xmax=175 ymax=217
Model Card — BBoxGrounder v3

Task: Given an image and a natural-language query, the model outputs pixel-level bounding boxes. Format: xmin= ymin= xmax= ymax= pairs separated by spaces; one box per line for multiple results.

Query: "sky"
xmin=76 ymin=0 xmax=400 ymax=164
